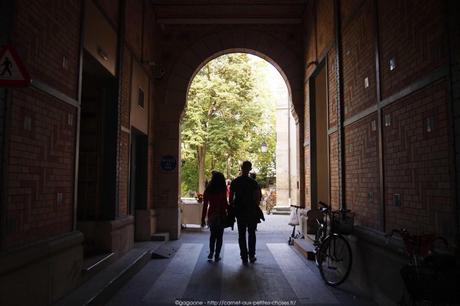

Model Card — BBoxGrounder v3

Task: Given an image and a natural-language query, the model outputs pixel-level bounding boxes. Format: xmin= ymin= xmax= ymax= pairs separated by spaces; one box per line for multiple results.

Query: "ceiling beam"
xmin=156 ymin=18 xmax=303 ymax=24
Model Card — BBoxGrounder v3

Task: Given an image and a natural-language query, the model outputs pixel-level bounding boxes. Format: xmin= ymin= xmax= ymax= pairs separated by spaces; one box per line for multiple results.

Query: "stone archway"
xmin=152 ymin=29 xmax=305 ymax=239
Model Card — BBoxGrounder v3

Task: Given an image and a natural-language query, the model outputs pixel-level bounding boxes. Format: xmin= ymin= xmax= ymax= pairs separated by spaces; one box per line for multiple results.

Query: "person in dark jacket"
xmin=201 ymin=171 xmax=230 ymax=262
xmin=229 ymin=161 xmax=261 ymax=264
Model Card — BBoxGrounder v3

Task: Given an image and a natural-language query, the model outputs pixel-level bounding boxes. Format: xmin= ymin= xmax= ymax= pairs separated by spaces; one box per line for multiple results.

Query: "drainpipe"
xmin=73 ymin=0 xmax=85 ymax=231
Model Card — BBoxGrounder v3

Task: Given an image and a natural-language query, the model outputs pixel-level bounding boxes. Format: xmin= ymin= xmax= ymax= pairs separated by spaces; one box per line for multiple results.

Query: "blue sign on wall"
xmin=160 ymin=155 xmax=177 ymax=171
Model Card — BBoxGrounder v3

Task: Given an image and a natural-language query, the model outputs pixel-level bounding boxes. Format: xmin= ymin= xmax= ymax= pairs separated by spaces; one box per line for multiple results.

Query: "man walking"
xmin=229 ymin=161 xmax=261 ymax=264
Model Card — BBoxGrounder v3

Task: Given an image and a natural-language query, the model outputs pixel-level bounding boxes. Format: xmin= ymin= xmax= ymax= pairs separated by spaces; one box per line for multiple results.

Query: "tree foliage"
xmin=180 ymin=53 xmax=277 ymax=196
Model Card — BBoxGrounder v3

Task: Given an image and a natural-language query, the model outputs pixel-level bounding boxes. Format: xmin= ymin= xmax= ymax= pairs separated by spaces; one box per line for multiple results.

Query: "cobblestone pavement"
xmin=106 ymin=215 xmax=375 ymax=306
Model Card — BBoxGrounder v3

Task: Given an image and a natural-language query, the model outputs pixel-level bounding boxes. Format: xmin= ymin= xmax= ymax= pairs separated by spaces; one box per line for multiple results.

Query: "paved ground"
xmin=106 ymin=215 xmax=375 ymax=306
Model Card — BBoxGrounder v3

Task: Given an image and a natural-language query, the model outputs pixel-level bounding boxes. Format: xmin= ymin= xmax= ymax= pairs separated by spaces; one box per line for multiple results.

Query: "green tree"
xmin=181 ymin=53 xmax=277 ymax=195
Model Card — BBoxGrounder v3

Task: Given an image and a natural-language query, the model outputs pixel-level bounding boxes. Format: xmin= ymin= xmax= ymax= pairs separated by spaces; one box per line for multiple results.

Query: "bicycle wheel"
xmin=317 ymin=234 xmax=352 ymax=286
xmin=314 ymin=225 xmax=326 ymax=266
xmin=314 ymin=224 xmax=325 ymax=248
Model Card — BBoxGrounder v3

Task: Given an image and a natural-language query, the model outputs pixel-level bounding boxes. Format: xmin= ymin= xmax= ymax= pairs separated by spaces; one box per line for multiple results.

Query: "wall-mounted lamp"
xmin=261 ymin=142 xmax=268 ymax=153
xmin=97 ymin=47 xmax=109 ymax=61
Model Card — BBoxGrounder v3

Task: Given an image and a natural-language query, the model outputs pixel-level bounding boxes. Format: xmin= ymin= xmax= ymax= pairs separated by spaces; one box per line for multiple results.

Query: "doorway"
xmin=77 ymin=51 xmax=118 ymax=257
xmin=129 ymin=128 xmax=148 ymax=239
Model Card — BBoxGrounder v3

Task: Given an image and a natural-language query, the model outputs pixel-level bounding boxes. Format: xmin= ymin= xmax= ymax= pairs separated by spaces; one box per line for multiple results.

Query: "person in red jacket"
xmin=201 ymin=171 xmax=230 ymax=261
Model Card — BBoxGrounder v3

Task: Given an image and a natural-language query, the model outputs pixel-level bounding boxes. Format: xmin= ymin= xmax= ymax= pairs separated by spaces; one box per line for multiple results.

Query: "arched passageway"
xmin=179 ymin=52 xmax=299 ymax=220
xmin=2 ymin=1 xmax=459 ymax=305
xmin=152 ymin=30 xmax=305 ymax=239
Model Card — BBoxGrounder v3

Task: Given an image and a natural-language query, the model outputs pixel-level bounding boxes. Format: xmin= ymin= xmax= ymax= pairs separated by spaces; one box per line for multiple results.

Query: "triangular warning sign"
xmin=0 ymin=45 xmax=31 ymax=87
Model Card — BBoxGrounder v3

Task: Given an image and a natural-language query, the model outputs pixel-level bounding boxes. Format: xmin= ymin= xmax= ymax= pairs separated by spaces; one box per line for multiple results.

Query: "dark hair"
xmin=241 ymin=161 xmax=252 ymax=171
xmin=205 ymin=171 xmax=227 ymax=194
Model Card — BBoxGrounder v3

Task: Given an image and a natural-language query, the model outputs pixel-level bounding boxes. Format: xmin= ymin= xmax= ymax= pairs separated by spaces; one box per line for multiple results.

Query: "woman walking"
xmin=201 ymin=171 xmax=230 ymax=262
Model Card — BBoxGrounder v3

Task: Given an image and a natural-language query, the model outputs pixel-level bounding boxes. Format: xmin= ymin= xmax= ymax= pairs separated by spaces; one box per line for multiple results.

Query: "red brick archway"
xmin=152 ymin=29 xmax=305 ymax=238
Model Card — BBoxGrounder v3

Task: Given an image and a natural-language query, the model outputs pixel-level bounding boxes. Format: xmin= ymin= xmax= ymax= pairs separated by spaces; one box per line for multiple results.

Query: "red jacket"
xmin=201 ymin=190 xmax=229 ymax=224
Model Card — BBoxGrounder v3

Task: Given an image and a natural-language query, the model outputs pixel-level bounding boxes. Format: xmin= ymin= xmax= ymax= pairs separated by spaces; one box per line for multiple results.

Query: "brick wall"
xmin=378 ymin=0 xmax=448 ymax=99
xmin=2 ymin=1 xmax=81 ymax=249
xmin=303 ymin=0 xmax=456 ymax=243
xmin=12 ymin=0 xmax=81 ymax=98
xmin=383 ymin=80 xmax=455 ymax=240
xmin=329 ymin=132 xmax=339 ymax=210
xmin=118 ymin=46 xmax=132 ymax=217
xmin=327 ymin=48 xmax=337 ymax=129
xmin=342 ymin=0 xmax=376 ymax=120
xmin=344 ymin=114 xmax=380 ymax=230
xmin=5 ymin=89 xmax=76 ymax=249
xmin=93 ymin=0 xmax=158 ymax=218
xmin=117 ymin=0 xmax=158 ymax=217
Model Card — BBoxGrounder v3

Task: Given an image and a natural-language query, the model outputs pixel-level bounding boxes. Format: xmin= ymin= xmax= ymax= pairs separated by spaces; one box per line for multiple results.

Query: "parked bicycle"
xmin=313 ymin=201 xmax=354 ymax=286
xmin=385 ymin=228 xmax=458 ymax=305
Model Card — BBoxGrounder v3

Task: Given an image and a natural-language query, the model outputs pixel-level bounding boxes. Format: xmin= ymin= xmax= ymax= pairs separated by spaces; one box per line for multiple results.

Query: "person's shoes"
xmin=207 ymin=253 xmax=214 ymax=261
xmin=241 ymin=256 xmax=248 ymax=265
xmin=214 ymin=255 xmax=221 ymax=262
xmin=249 ymin=256 xmax=257 ymax=263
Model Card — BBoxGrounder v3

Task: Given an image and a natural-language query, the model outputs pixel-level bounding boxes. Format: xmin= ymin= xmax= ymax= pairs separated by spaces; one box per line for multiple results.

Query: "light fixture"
xmin=261 ymin=142 xmax=267 ymax=153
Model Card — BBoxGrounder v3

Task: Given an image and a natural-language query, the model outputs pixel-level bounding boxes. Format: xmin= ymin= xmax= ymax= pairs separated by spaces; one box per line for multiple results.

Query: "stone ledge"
xmin=56 ymin=241 xmax=164 ymax=306
xmin=0 ymin=231 xmax=84 ymax=275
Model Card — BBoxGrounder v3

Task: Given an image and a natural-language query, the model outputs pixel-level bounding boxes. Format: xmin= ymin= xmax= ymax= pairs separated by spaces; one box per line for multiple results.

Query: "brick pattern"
xmin=316 ymin=0 xmax=334 ymax=59
xmin=378 ymin=0 xmax=448 ymax=99
xmin=118 ymin=47 xmax=133 ymax=217
xmin=344 ymin=114 xmax=380 ymax=230
xmin=12 ymin=0 xmax=81 ymax=98
xmin=342 ymin=0 xmax=377 ymax=120
xmin=327 ymin=48 xmax=337 ymax=129
xmin=118 ymin=132 xmax=130 ymax=217
xmin=329 ymin=132 xmax=339 ymax=210
xmin=383 ymin=80 xmax=455 ymax=240
xmin=5 ymin=89 xmax=76 ymax=249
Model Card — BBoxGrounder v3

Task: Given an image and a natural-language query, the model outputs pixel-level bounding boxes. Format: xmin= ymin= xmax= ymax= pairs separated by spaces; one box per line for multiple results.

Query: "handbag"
xmin=288 ymin=208 xmax=299 ymax=226
xmin=224 ymin=208 xmax=235 ymax=230
xmin=256 ymin=206 xmax=265 ymax=223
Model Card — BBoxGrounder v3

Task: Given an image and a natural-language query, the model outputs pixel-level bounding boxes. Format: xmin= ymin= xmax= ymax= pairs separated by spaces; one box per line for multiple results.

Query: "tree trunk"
xmin=226 ymin=155 xmax=231 ymax=179
xmin=197 ymin=145 xmax=206 ymax=193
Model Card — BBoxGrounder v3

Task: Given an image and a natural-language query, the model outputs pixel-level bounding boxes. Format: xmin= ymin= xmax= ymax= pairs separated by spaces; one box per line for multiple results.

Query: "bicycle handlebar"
xmin=385 ymin=228 xmax=449 ymax=257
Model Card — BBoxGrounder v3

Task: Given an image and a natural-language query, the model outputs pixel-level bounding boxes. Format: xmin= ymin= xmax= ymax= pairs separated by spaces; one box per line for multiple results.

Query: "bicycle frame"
xmin=314 ymin=201 xmax=331 ymax=248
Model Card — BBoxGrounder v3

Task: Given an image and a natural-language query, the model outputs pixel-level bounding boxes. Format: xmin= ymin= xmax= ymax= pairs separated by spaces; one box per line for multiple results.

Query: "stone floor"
xmin=106 ymin=215 xmax=376 ymax=306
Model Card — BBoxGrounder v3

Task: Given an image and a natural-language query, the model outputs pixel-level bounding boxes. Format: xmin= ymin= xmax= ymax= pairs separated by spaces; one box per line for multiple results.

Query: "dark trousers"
xmin=237 ymin=219 xmax=257 ymax=259
xmin=209 ymin=225 xmax=224 ymax=256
